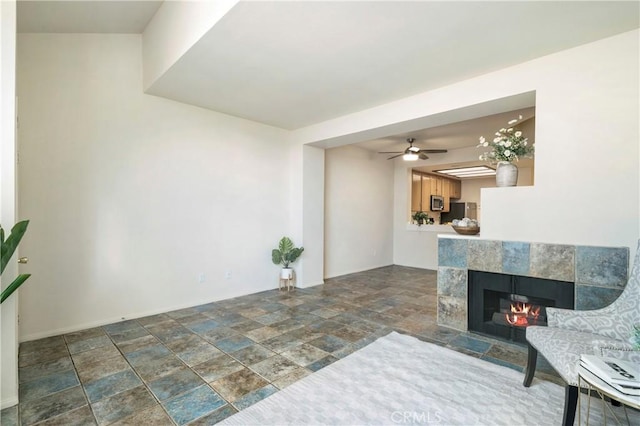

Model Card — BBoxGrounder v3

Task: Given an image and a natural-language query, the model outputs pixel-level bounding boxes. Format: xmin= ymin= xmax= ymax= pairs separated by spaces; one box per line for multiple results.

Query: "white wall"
xmin=1 ymin=0 xmax=19 ymax=409
xmin=17 ymin=34 xmax=291 ymax=340
xmin=480 ymin=30 xmax=639 ymax=251
xmin=297 ymin=30 xmax=639 ymax=267
xmin=461 ymin=169 xmax=533 ymax=223
xmin=299 ymin=145 xmax=325 ymax=286
xmin=324 ymin=145 xmax=394 ymax=277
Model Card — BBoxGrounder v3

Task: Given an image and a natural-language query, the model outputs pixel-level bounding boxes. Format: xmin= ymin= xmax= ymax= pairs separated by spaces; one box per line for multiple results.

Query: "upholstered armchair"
xmin=524 ymin=240 xmax=640 ymax=426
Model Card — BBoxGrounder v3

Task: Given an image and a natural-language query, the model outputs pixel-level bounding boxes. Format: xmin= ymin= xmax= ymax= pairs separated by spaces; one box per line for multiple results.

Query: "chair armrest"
xmin=547 ymin=307 xmax=606 ymax=329
xmin=546 ymin=307 xmax=630 ymax=341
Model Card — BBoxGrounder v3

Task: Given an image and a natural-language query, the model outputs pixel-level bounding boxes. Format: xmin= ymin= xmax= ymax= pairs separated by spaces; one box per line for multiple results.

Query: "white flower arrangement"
xmin=477 ymin=115 xmax=534 ymax=163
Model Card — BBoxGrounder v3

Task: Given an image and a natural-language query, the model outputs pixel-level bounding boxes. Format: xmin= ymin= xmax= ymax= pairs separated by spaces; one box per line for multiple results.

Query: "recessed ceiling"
xmin=16 ymin=1 xmax=640 ymax=130
xmin=435 ymin=166 xmax=497 ymax=179
xmin=357 ymin=107 xmax=536 ymax=154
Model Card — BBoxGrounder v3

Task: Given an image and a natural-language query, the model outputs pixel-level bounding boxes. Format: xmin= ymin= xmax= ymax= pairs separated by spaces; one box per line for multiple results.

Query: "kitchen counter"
xmin=398 ymin=223 xmax=457 ymax=270
xmin=405 ymin=223 xmax=457 ymax=233
xmin=438 ymin=232 xmax=482 ymax=239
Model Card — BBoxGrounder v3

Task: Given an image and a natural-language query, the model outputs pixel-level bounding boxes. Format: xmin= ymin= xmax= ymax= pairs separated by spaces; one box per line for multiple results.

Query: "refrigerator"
xmin=440 ymin=202 xmax=477 ymax=223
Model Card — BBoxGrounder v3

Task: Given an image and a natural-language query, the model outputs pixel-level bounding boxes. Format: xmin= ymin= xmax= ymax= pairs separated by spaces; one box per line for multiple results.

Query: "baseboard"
xmin=20 ymin=268 xmax=395 ymax=342
xmin=390 ymin=262 xmax=437 ymax=272
xmin=297 ymin=280 xmax=325 ymax=289
xmin=19 ymin=299 xmax=219 ymax=342
xmin=1 ymin=396 xmax=18 ymax=410
xmin=19 ymin=282 xmax=298 ymax=341
xmin=324 ymin=263 xmax=395 ymax=280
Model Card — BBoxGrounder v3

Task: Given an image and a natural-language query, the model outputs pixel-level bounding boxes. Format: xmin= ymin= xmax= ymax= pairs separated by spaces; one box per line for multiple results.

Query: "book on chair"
xmin=580 ymin=354 xmax=640 ymax=396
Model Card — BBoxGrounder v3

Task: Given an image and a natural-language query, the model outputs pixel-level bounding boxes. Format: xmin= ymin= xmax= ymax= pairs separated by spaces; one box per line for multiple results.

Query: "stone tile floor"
xmin=1 ymin=266 xmax=560 ymax=425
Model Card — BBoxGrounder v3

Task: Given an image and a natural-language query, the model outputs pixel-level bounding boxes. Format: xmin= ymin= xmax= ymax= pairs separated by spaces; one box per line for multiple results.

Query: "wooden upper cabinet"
xmin=411 ymin=173 xmax=422 ymax=212
xmin=442 ymin=179 xmax=450 ymax=212
xmin=450 ymin=179 xmax=462 ymax=199
xmin=421 ymin=174 xmax=432 ymax=212
xmin=411 ymin=172 xmax=460 ymax=213
xmin=430 ymin=176 xmax=442 ymax=195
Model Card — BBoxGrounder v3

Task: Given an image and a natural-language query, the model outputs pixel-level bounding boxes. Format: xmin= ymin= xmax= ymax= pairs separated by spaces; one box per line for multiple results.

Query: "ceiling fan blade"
xmin=419 ymin=149 xmax=448 ymax=153
xmin=419 ymin=153 xmax=429 ymax=160
xmin=387 ymin=154 xmax=404 ymax=160
xmin=378 ymin=151 xmax=403 ymax=154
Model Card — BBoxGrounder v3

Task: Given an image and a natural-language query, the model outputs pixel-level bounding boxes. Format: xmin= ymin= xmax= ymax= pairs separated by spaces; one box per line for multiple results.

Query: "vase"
xmin=496 ymin=161 xmax=518 ymax=187
xmin=280 ymin=268 xmax=293 ymax=279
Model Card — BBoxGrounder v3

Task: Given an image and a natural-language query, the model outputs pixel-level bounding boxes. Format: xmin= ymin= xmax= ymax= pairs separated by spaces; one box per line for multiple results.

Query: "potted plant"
xmin=412 ymin=211 xmax=430 ymax=226
xmin=477 ymin=115 xmax=535 ymax=187
xmin=1 ymin=220 xmax=31 ymax=303
xmin=272 ymin=236 xmax=304 ymax=279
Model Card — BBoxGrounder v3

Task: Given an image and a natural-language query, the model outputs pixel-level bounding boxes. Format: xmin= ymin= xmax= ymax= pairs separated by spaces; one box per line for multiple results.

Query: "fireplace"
xmin=437 ymin=236 xmax=629 ymax=333
xmin=468 ymin=270 xmax=574 ymax=343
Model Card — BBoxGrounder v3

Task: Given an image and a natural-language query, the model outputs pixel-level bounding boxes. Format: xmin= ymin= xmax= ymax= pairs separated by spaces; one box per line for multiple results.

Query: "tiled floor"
xmin=1 ymin=266 xmax=558 ymax=425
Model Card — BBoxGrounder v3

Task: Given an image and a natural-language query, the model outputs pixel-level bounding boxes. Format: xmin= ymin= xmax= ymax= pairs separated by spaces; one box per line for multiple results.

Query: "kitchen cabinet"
xmin=421 ymin=174 xmax=432 ymax=212
xmin=411 ymin=173 xmax=422 ymax=212
xmin=450 ymin=179 xmax=462 ymax=199
xmin=442 ymin=179 xmax=450 ymax=212
xmin=411 ymin=171 xmax=460 ymax=213
xmin=428 ymin=175 xmax=450 ymax=212
xmin=430 ymin=175 xmax=442 ymax=196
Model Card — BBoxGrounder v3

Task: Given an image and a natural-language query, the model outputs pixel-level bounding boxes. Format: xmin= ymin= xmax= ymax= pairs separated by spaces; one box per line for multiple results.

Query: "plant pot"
xmin=280 ymin=268 xmax=293 ymax=280
xmin=496 ymin=161 xmax=518 ymax=187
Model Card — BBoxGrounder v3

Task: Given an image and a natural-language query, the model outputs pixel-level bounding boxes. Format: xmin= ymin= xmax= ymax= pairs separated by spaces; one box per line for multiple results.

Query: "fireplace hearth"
xmin=468 ymin=270 xmax=574 ymax=343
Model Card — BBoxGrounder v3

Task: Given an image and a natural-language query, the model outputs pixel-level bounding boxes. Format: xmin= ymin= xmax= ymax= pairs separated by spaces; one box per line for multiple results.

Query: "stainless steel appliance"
xmin=430 ymin=195 xmax=444 ymax=211
xmin=440 ymin=202 xmax=477 ymax=223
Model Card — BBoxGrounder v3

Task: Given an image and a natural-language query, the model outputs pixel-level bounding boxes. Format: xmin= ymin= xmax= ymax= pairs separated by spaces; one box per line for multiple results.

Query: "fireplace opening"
xmin=468 ymin=271 xmax=574 ymax=343
xmin=494 ymin=293 xmax=549 ymax=327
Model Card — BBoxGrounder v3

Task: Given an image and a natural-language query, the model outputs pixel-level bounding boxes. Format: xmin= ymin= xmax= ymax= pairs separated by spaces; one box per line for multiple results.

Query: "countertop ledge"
xmin=438 ymin=233 xmax=482 ymax=239
xmin=405 ymin=224 xmax=456 ymax=232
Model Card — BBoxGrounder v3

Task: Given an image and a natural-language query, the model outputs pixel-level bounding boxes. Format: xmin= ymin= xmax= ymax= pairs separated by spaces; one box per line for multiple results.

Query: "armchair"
xmin=523 ymin=240 xmax=640 ymax=426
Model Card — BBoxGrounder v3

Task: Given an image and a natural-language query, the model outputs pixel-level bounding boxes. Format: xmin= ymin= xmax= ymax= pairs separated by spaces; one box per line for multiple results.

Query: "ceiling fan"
xmin=378 ymin=138 xmax=448 ymax=161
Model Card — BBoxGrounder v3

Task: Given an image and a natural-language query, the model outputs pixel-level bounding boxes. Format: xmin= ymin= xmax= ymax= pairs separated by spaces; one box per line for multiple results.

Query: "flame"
xmin=505 ymin=302 xmax=541 ymax=327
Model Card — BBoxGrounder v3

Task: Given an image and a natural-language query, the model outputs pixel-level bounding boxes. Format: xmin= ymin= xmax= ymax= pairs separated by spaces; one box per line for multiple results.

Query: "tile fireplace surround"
xmin=437 ymin=235 xmax=629 ymax=331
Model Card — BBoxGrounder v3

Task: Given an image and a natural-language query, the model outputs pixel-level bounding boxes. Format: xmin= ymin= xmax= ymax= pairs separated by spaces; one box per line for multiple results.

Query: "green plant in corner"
xmin=272 ymin=236 xmax=304 ymax=268
xmin=1 ymin=220 xmax=31 ymax=304
xmin=412 ymin=211 xmax=430 ymax=226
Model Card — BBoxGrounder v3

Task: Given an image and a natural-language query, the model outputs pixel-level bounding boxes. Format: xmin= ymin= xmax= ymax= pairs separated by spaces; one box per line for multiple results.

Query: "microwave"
xmin=431 ymin=195 xmax=444 ymax=211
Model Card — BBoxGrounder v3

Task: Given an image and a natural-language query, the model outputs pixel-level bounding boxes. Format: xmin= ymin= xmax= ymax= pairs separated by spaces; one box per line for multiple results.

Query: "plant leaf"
xmin=1 ymin=274 xmax=31 ymax=304
xmin=278 ymin=237 xmax=293 ymax=254
xmin=272 ymin=249 xmax=283 ymax=265
xmin=284 ymin=247 xmax=304 ymax=265
xmin=1 ymin=220 xmax=29 ymax=275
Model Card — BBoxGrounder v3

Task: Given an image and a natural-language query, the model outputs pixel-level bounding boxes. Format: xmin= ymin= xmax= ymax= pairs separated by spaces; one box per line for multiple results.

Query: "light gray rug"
xmin=221 ymin=332 xmax=639 ymax=425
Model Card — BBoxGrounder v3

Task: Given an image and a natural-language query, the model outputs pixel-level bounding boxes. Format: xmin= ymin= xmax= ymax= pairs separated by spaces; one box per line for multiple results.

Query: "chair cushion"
xmin=526 ymin=325 xmax=625 ymax=386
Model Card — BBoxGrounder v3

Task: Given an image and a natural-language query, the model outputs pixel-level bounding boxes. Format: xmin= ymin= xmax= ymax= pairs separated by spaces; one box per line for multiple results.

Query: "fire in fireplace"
xmin=491 ymin=294 xmax=549 ymax=329
xmin=504 ymin=301 xmax=541 ymax=327
xmin=468 ymin=271 xmax=574 ymax=343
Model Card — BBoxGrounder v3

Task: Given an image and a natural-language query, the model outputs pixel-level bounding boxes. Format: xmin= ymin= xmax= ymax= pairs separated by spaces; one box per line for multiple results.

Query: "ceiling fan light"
xmin=403 ymin=153 xmax=419 ymax=161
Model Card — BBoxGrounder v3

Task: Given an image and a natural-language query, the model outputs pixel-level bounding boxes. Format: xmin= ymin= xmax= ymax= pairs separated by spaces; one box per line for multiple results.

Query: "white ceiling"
xmin=16 ymin=1 xmax=640 ymax=133
xmin=143 ymin=1 xmax=639 ymax=130
xmin=17 ymin=1 xmax=162 ymax=34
